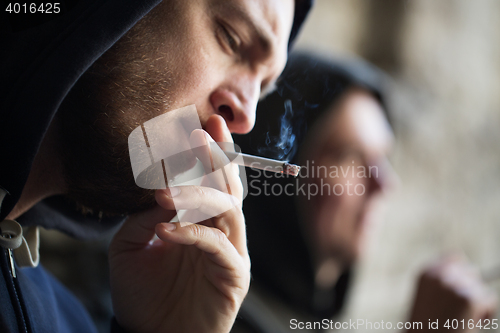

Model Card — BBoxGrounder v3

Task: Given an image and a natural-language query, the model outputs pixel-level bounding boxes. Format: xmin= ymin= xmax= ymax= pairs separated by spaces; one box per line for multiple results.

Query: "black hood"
xmin=0 ymin=0 xmax=313 ymax=238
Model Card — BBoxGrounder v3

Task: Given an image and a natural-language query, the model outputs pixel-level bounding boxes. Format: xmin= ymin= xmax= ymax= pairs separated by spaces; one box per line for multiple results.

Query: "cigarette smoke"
xmin=258 ymin=99 xmax=297 ymax=160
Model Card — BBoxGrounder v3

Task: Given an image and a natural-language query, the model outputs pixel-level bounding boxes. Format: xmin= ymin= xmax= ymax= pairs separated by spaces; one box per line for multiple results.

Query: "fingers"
xmin=112 ymin=183 xmax=239 ymax=251
xmin=204 ymin=116 xmax=243 ymax=199
xmin=157 ymin=185 xmax=239 ymax=218
xmin=153 ymin=114 xmax=248 ymax=257
xmin=190 ymin=129 xmax=232 ymax=172
xmin=189 ymin=129 xmax=234 ymax=194
xmin=189 ymin=130 xmax=216 ymax=175
xmin=189 ymin=128 xmax=242 ymax=200
xmin=111 ymin=204 xmax=177 ymax=252
xmin=156 ymin=187 xmax=248 ymax=256
xmin=204 ymin=115 xmax=241 ymax=178
xmin=155 ymin=222 xmax=249 ymax=270
xmin=418 ymin=255 xmax=498 ymax=321
xmin=205 ymin=114 xmax=233 ymax=144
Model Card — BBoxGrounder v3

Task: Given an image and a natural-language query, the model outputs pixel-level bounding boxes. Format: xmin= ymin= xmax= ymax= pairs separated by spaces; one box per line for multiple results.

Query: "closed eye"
xmin=217 ymin=21 xmax=240 ymax=54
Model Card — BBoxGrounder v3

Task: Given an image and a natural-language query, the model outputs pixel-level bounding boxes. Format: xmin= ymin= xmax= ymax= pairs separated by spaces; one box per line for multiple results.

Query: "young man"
xmin=0 ymin=0 xmax=312 ymax=332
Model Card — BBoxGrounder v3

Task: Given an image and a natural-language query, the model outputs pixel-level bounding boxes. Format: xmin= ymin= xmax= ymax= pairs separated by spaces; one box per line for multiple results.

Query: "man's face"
xmin=57 ymin=0 xmax=295 ymax=215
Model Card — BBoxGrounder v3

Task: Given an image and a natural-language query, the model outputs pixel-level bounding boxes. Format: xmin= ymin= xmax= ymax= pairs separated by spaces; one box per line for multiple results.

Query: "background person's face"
xmin=57 ymin=0 xmax=295 ymax=215
xmin=300 ymin=88 xmax=395 ymax=267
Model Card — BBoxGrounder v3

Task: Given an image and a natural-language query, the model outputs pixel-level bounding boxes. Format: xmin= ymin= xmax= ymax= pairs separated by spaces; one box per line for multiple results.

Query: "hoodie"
xmin=0 ymin=1 xmax=312 ymax=332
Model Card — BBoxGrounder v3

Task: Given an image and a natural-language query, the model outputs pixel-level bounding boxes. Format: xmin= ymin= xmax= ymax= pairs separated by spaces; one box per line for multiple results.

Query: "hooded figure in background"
xmin=232 ymin=52 xmax=392 ymax=333
xmin=0 ymin=1 xmax=313 ymax=332
xmin=232 ymin=53 xmax=497 ymax=333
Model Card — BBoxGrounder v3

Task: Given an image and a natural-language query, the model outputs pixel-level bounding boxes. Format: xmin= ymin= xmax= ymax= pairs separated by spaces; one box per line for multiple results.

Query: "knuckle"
xmin=210 ymin=228 xmax=227 ymax=255
xmin=189 ymin=224 xmax=205 ymax=243
xmin=193 ymin=186 xmax=206 ymax=198
xmin=212 ymin=227 xmax=227 ymax=245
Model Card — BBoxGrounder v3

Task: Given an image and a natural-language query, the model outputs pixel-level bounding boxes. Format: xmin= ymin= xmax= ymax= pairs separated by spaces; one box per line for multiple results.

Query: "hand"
xmin=109 ymin=115 xmax=250 ymax=333
xmin=408 ymin=255 xmax=497 ymax=332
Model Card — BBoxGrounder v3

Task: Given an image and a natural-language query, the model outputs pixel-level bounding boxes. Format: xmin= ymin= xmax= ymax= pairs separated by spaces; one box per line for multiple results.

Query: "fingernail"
xmin=164 ymin=223 xmax=176 ymax=232
xmin=165 ymin=187 xmax=181 ymax=198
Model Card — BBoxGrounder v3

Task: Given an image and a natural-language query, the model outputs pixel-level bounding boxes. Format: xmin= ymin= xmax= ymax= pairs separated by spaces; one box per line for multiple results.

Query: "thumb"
xmin=155 ymin=221 xmax=241 ymax=269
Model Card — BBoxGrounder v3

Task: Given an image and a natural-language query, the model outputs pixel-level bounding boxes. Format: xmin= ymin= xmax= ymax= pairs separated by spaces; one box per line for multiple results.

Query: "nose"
xmin=209 ymin=79 xmax=259 ymax=134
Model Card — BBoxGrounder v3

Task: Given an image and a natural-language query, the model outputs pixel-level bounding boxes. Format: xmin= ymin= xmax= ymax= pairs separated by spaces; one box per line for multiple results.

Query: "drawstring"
xmin=0 ymin=219 xmax=23 ymax=249
xmin=0 ymin=188 xmax=40 ymax=279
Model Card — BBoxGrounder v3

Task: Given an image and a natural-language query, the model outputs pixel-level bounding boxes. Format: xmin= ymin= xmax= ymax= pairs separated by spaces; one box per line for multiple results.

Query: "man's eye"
xmin=218 ymin=23 xmax=239 ymax=53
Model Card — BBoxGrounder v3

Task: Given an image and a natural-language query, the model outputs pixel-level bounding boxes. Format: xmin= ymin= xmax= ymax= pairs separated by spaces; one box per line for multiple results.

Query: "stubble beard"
xmin=57 ymin=20 xmax=175 ymax=217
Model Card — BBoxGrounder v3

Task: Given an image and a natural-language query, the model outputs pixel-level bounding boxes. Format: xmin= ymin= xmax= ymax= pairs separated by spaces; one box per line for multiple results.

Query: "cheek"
xmin=148 ymin=6 xmax=221 ymax=112
xmin=159 ymin=46 xmax=212 ymax=106
xmin=313 ymin=176 xmax=368 ymax=237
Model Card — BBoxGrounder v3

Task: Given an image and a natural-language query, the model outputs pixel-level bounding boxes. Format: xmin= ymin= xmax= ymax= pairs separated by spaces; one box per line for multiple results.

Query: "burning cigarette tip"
xmin=284 ymin=163 xmax=301 ymax=177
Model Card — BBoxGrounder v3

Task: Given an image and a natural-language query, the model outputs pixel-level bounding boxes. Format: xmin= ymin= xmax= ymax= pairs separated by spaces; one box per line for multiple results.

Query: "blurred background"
xmin=39 ymin=0 xmax=500 ymax=332
xmin=292 ymin=0 xmax=500 ymax=330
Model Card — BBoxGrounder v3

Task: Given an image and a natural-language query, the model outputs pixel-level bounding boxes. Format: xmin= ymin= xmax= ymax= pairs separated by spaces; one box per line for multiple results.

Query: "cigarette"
xmin=223 ymin=151 xmax=300 ymax=177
